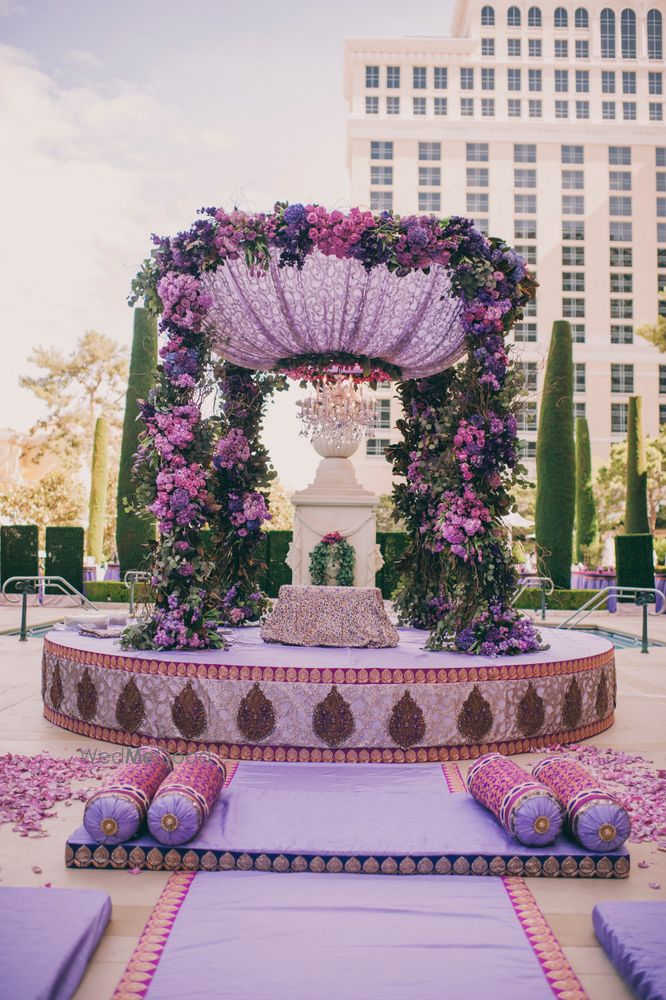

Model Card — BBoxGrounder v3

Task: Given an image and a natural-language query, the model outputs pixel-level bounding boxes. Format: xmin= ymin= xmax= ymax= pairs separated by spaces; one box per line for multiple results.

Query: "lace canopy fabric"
xmin=203 ymin=250 xmax=467 ymax=379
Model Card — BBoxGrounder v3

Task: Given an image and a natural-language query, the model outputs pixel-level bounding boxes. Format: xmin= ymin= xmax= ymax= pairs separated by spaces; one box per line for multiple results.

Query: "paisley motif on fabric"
xmin=595 ymin=672 xmax=609 ymax=720
xmin=312 ymin=686 xmax=355 ymax=747
xmin=516 ymin=683 xmax=545 ymax=737
xmin=562 ymin=676 xmax=582 ymax=731
xmin=236 ymin=683 xmax=276 ymax=742
xmin=50 ymin=659 xmax=64 ymax=711
xmin=457 ymin=685 xmax=493 ymax=742
xmin=171 ymin=682 xmax=207 ymax=739
xmin=76 ymin=668 xmax=98 ymax=722
xmin=388 ymin=691 xmax=426 ymax=748
xmin=116 ymin=678 xmax=145 ymax=734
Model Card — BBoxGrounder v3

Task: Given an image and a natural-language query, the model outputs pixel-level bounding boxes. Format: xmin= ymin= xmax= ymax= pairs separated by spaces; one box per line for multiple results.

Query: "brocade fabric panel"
xmin=467 ymin=753 xmax=563 ymax=846
xmin=84 ymin=746 xmax=172 ymax=845
xmin=148 ymin=751 xmax=226 ymax=846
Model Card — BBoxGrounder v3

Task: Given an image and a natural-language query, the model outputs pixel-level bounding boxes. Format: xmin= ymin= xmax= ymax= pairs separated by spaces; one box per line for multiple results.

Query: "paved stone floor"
xmin=0 ymin=609 xmax=664 ymax=999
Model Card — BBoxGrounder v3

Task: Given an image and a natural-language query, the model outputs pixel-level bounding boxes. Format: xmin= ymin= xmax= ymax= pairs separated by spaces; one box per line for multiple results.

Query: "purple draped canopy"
xmin=203 ymin=249 xmax=467 ymax=378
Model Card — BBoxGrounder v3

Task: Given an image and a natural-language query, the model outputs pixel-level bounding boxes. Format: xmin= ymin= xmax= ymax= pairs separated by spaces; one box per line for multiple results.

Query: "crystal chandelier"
xmin=297 ymin=376 xmax=376 ymax=446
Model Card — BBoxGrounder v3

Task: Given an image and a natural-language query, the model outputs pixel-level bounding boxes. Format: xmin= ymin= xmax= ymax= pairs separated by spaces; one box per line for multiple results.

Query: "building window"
xmin=515 ymin=168 xmax=536 ymax=188
xmin=574 ymin=401 xmax=587 ymax=420
xmin=366 ymin=438 xmax=390 ymax=457
xmin=481 ymin=4 xmax=495 ymax=26
xmin=467 ymin=142 xmax=489 ymax=162
xmin=434 ymin=67 xmax=448 ymax=89
xmin=460 ymin=98 xmax=474 ymax=117
xmin=365 ymin=66 xmax=379 ymax=88
xmin=482 ymin=68 xmax=495 ymax=90
xmin=621 ymin=8 xmax=637 ymax=59
xmin=659 ymin=274 xmax=666 ymax=292
xmin=370 ymin=141 xmax=393 ymax=160
xmin=659 ymin=364 xmax=666 ymax=393
xmin=518 ymin=440 xmax=537 ymax=459
xmin=601 ymin=8 xmax=616 ymax=58
xmin=555 ymin=70 xmax=568 ymax=93
xmin=659 ymin=248 xmax=666 ymax=266
xmin=468 ymin=167 xmax=489 ymax=186
xmin=623 ymin=102 xmax=636 ymax=121
xmin=528 ymin=100 xmax=542 ymax=118
xmin=515 ymin=144 xmax=536 ymax=165
xmin=610 ymin=221 xmax=632 ymax=242
xmin=371 ymin=166 xmax=393 ymax=185
xmin=518 ymin=362 xmax=538 ymax=392
xmin=387 ymin=66 xmax=400 ymax=88
xmin=507 ymin=6 xmax=521 ymax=27
xmin=575 ymin=7 xmax=589 ymax=29
xmin=648 ymin=9 xmax=663 ymax=60
xmin=610 ymin=171 xmax=632 ymax=191
xmin=555 ymin=39 xmax=569 ymax=58
xmin=508 ymin=99 xmax=522 ymax=117
xmin=514 ymin=322 xmax=537 ymax=342
xmin=554 ymin=7 xmax=568 ymax=28
xmin=555 ymin=100 xmax=569 ymax=119
xmin=563 ymin=271 xmax=585 ymax=292
xmin=370 ymin=192 xmax=393 ymax=212
xmin=562 ymin=195 xmax=585 ymax=215
xmin=572 ymin=324 xmax=586 ymax=343
xmin=528 ymin=39 xmax=542 ymax=57
xmin=609 ymin=146 xmax=631 ymax=166
xmin=515 ymin=219 xmax=537 ymax=239
xmin=418 ymin=142 xmax=441 ymax=161
xmin=508 ymin=68 xmax=521 ymax=91
xmin=611 ymin=363 xmax=634 ymax=393
xmin=528 ymin=69 xmax=542 ymax=92
xmin=515 ymin=194 xmax=536 ymax=214
xmin=562 ymin=169 xmax=584 ymax=190
xmin=575 ymin=40 xmax=589 ymax=58
xmin=610 ymin=273 xmax=633 ymax=293
xmin=481 ymin=98 xmax=495 ymax=117
xmin=365 ymin=96 xmax=379 ymax=115
xmin=386 ymin=96 xmax=400 ymax=115
xmin=622 ymin=71 xmax=636 ymax=94
xmin=524 ymin=298 xmax=537 ymax=317
xmin=517 ymin=402 xmax=537 ymax=432
xmin=602 ymin=101 xmax=616 ymax=120
xmin=611 ymin=299 xmax=633 ymax=319
xmin=611 ymin=325 xmax=633 ymax=344
xmin=419 ymin=166 xmax=440 ymax=186
xmin=461 ymin=67 xmax=474 ymax=90
xmin=610 ymin=247 xmax=632 ymax=266
xmin=602 ymin=71 xmax=616 ymax=94
xmin=563 ymin=297 xmax=585 ymax=317
xmin=508 ymin=38 xmax=521 ymax=57
xmin=610 ymin=196 xmax=632 ymax=217
xmin=563 ymin=246 xmax=585 ymax=265
xmin=528 ymin=6 xmax=542 ymax=28
xmin=576 ymin=101 xmax=589 ymax=119
xmin=413 ymin=97 xmax=426 ymax=116
xmin=576 ymin=71 xmax=589 ymax=93
xmin=658 ymin=173 xmax=666 ymax=192
xmin=413 ymin=66 xmax=427 ymax=89
xmin=562 ymin=145 xmax=584 ymax=165
xmin=419 ymin=191 xmax=441 ymax=213
xmin=515 ymin=244 xmax=537 ymax=265
xmin=658 ymin=223 xmax=666 ymax=242
xmin=563 ymin=220 xmax=585 ymax=240
xmin=374 ymin=399 xmax=391 ymax=429
xmin=660 ymin=404 xmax=666 ymax=426
xmin=434 ymin=97 xmax=448 ymax=116
xmin=574 ymin=363 xmax=586 ymax=392
xmin=658 ymin=198 xmax=666 ymax=217
xmin=651 ymin=103 xmax=664 ymax=121
xmin=467 ymin=193 xmax=489 ymax=214
xmin=611 ymin=402 xmax=628 ymax=434
xmin=482 ymin=38 xmax=495 ymax=56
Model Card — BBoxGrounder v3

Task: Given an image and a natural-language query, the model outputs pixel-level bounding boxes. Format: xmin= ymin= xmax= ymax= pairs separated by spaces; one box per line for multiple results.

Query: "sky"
xmin=0 ymin=0 xmax=455 ymax=489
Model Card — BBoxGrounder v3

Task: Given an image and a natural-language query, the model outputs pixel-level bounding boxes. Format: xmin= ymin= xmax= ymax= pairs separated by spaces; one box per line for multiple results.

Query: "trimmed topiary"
xmin=535 ymin=321 xmax=575 ymax=588
xmin=615 ymin=534 xmax=654 ymax=591
xmin=116 ymin=308 xmax=157 ymax=574
xmin=575 ymin=416 xmax=598 ymax=561
xmin=46 ymin=526 xmax=84 ymax=594
xmin=624 ymin=395 xmax=650 ymax=535
xmin=0 ymin=525 xmax=38 ymax=592
xmin=87 ymin=416 xmax=108 ymax=564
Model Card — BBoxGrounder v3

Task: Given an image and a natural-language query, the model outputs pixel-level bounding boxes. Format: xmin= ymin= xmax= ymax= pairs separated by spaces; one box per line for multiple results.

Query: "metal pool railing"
xmin=557 ymin=586 xmax=665 ymax=655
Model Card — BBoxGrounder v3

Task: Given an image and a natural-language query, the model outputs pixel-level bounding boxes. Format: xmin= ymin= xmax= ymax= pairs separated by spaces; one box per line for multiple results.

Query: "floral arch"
xmin=124 ymin=203 xmax=540 ymax=656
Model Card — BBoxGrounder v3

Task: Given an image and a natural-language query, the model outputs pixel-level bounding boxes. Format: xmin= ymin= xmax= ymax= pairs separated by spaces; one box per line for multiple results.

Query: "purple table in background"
xmin=83 ymin=566 xmax=97 ymax=582
xmin=104 ymin=562 xmax=120 ymax=581
xmin=655 ymin=574 xmax=666 ymax=601
xmin=570 ymin=571 xmax=617 ymax=613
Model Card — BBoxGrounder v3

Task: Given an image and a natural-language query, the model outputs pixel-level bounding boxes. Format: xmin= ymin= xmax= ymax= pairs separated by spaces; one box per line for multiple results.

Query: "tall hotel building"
xmin=345 ymin=1 xmax=665 ymax=494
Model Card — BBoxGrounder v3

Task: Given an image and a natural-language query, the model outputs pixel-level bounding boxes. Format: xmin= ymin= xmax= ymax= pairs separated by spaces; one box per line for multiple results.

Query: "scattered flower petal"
xmin=649 ymin=883 xmax=661 ymax=890
xmin=129 ymin=867 xmax=142 ymax=875
xmin=638 ymin=861 xmax=650 ymax=868
xmin=31 ymin=866 xmax=42 ymax=874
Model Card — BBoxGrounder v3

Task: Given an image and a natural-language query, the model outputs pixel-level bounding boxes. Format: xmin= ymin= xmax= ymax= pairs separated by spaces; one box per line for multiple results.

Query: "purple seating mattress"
xmin=593 ymin=901 xmax=666 ymax=1000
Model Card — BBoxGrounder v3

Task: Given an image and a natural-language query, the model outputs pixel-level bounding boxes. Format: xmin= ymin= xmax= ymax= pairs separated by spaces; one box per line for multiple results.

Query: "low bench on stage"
xmin=593 ymin=901 xmax=666 ymax=1000
xmin=43 ymin=626 xmax=616 ymax=762
xmin=0 ymin=886 xmax=111 ymax=1000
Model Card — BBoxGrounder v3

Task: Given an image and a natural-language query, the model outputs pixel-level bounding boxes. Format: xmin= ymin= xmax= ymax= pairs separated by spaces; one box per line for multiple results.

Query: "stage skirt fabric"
xmin=83 ymin=746 xmax=172 ymax=845
xmin=467 ymin=753 xmax=563 ymax=847
xmin=533 ymin=756 xmax=631 ymax=852
xmin=148 ymin=751 xmax=226 ymax=846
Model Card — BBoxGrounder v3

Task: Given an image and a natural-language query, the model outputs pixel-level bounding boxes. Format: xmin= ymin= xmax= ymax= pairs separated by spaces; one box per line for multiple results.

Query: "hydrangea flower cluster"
xmin=221 ymin=584 xmax=266 ymax=626
xmin=228 ymin=491 xmax=270 ymax=537
xmin=452 ymin=604 xmax=543 ymax=657
xmin=157 ymin=273 xmax=212 ymax=331
xmin=453 ymin=412 xmax=517 ymax=484
xmin=431 ymin=489 xmax=492 ymax=562
xmin=149 ymin=460 xmax=209 ymax=533
xmin=212 ymin=428 xmax=251 ymax=470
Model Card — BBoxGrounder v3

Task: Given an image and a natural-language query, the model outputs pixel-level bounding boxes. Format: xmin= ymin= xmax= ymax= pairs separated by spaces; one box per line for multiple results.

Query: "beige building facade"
xmin=345 ymin=0 xmax=665 ymax=494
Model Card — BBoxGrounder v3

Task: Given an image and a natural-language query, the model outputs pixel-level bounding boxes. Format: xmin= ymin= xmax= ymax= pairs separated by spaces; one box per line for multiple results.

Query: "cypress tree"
xmin=575 ymin=416 xmax=598 ymax=561
xmin=116 ymin=308 xmax=157 ymax=573
xmin=535 ymin=321 xmax=575 ymax=587
xmin=624 ymin=395 xmax=650 ymax=534
xmin=87 ymin=415 xmax=109 ymax=564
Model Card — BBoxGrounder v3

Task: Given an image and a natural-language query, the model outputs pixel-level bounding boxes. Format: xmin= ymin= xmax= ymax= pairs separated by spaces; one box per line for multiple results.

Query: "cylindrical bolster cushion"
xmin=147 ymin=751 xmax=226 ymax=846
xmin=83 ymin=747 xmax=172 ymax=845
xmin=533 ymin=756 xmax=631 ymax=852
xmin=467 ymin=753 xmax=563 ymax=846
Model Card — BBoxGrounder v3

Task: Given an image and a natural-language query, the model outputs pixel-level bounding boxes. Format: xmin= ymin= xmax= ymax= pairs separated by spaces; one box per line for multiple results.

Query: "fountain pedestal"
xmin=286 ymin=435 xmax=384 ymax=588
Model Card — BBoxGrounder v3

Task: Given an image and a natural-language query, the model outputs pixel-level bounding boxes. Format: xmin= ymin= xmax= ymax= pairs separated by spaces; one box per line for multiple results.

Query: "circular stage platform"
xmin=41 ymin=627 xmax=615 ymax=763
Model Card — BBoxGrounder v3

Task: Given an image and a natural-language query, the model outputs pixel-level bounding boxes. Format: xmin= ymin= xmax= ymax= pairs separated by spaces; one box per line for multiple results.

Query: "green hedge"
xmin=0 ymin=524 xmax=39 ymax=592
xmin=514 ymin=588 xmax=603 ymax=611
xmin=45 ymin=526 xmax=84 ymax=594
xmin=615 ymin=534 xmax=655 ymax=591
xmin=376 ymin=532 xmax=408 ymax=599
xmin=84 ymin=581 xmax=128 ymax=602
xmin=264 ymin=530 xmax=292 ymax=597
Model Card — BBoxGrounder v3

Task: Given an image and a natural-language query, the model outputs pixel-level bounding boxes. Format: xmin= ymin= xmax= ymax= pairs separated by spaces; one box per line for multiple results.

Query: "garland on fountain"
xmin=309 ymin=532 xmax=355 ymax=587
xmin=126 ymin=202 xmax=540 ymax=653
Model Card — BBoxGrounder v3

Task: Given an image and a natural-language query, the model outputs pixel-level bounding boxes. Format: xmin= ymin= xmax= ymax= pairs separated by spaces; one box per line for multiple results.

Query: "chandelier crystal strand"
xmin=297 ymin=376 xmax=377 ymax=446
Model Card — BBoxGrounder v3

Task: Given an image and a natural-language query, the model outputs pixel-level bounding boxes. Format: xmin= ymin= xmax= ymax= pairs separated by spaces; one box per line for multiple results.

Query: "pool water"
xmin=576 ymin=626 xmax=652 ymax=649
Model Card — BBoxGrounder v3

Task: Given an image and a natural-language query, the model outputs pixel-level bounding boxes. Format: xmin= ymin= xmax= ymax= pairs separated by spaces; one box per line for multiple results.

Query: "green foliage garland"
xmin=309 ymin=533 xmax=355 ymax=587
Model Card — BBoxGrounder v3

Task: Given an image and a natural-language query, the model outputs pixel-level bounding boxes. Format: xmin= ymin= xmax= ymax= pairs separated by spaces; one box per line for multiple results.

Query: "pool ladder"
xmin=557 ymin=586 xmax=665 ymax=655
